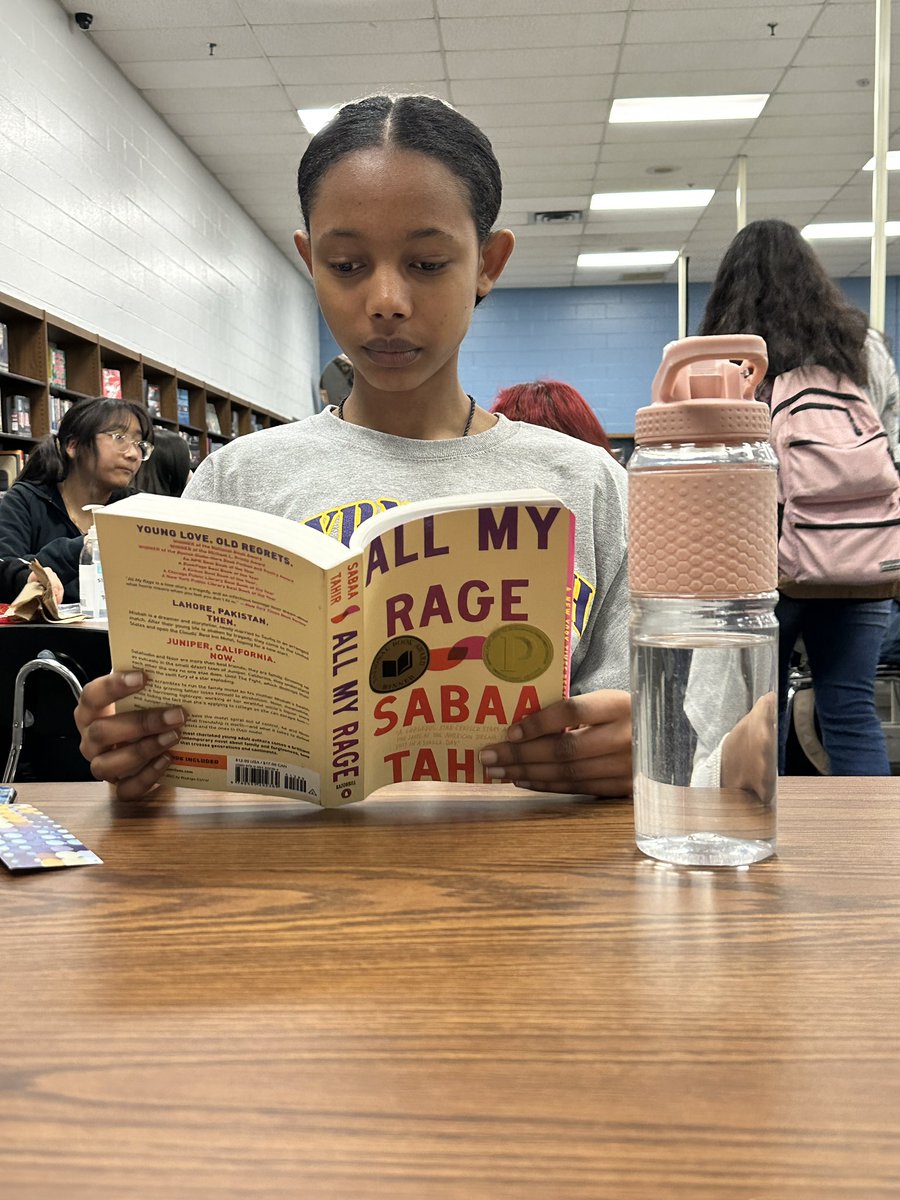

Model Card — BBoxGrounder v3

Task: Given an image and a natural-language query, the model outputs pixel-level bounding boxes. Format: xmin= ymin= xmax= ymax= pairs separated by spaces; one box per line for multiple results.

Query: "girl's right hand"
xmin=75 ymin=671 xmax=186 ymax=800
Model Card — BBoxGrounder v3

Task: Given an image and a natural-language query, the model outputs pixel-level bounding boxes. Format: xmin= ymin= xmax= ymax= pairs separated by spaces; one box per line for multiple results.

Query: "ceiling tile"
xmin=447 ymin=46 xmax=618 ymax=79
xmin=626 ymin=5 xmax=818 ymax=42
xmin=440 ymin=13 xmax=626 ymax=51
xmin=271 ymin=52 xmax=446 ymax=85
xmin=254 ymin=20 xmax=441 ymax=56
xmin=122 ymin=58 xmax=278 ymax=89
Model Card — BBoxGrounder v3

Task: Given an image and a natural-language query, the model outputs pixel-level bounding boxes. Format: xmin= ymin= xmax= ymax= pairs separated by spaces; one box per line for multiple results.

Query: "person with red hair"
xmin=491 ymin=379 xmax=616 ymax=455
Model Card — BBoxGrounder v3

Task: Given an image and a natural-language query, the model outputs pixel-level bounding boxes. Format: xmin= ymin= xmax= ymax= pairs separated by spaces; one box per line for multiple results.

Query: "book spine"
xmin=323 ymin=555 xmax=365 ymax=806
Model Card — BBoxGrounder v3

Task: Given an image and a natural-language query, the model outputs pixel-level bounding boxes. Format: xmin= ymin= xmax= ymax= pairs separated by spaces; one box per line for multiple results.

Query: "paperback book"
xmin=96 ymin=489 xmax=575 ymax=806
xmin=101 ymin=368 xmax=123 ymax=399
xmin=48 ymin=345 xmax=67 ymax=388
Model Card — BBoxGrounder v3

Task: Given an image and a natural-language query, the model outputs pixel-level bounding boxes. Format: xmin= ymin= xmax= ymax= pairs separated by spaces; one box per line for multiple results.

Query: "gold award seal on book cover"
xmin=369 ymin=636 xmax=431 ymax=693
xmin=482 ymin=623 xmax=554 ymax=683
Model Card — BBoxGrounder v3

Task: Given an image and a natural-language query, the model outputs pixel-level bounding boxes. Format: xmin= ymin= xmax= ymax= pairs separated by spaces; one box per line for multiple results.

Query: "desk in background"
xmin=2 ymin=777 xmax=899 ymax=1199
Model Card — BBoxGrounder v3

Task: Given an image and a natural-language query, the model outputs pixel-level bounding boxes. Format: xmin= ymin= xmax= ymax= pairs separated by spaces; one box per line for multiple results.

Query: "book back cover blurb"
xmin=98 ymin=515 xmax=329 ymax=802
xmin=361 ymin=500 xmax=574 ymax=790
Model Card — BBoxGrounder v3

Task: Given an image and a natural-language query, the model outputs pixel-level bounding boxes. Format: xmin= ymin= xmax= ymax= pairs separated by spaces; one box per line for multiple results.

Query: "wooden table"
xmin=2 ymin=779 xmax=899 ymax=1199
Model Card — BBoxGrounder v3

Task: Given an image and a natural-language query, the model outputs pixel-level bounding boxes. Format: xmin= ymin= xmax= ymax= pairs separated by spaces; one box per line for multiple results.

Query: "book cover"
xmin=101 ymin=368 xmax=123 ymax=399
xmin=205 ymin=402 xmax=221 ymax=435
xmin=8 ymin=395 xmax=31 ymax=436
xmin=0 ymin=450 xmax=25 ymax=490
xmin=96 ymin=489 xmax=575 ymax=807
xmin=177 ymin=387 xmax=190 ymax=424
xmin=146 ymin=384 xmax=162 ymax=417
xmin=49 ymin=345 xmax=67 ymax=388
xmin=0 ymin=323 xmax=9 ymax=372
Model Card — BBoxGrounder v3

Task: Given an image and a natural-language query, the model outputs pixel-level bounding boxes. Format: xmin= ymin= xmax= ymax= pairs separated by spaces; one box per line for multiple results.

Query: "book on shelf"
xmin=176 ymin=386 xmax=190 ymax=424
xmin=205 ymin=402 xmax=221 ymax=435
xmin=96 ymin=488 xmax=575 ymax=807
xmin=145 ymin=382 xmax=162 ymax=417
xmin=1 ymin=394 xmax=31 ymax=437
xmin=0 ymin=450 xmax=26 ymax=491
xmin=0 ymin=323 xmax=8 ymax=372
xmin=231 ymin=411 xmax=240 ymax=438
xmin=101 ymin=368 xmax=123 ymax=399
xmin=49 ymin=393 xmax=69 ymax=432
xmin=48 ymin=345 xmax=67 ymax=388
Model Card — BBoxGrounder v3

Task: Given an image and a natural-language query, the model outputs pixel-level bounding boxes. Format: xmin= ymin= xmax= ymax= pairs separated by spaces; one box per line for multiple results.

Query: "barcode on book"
xmin=228 ymin=760 xmax=317 ymax=798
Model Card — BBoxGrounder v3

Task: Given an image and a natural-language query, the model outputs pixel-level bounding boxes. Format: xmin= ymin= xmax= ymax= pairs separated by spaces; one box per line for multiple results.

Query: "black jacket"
xmin=0 ymin=479 xmax=131 ymax=602
xmin=0 ymin=556 xmax=31 ymax=603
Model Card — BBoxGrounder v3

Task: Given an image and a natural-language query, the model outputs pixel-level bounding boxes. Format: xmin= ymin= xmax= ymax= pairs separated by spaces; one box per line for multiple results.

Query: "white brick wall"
xmin=0 ymin=0 xmax=319 ymax=418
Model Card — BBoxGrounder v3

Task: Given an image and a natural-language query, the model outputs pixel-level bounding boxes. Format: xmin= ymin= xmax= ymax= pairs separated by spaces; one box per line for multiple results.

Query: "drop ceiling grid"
xmin=54 ymin=0 xmax=900 ymax=284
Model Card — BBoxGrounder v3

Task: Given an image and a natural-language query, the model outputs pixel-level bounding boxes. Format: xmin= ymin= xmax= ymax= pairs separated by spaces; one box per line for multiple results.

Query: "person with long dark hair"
xmin=491 ymin=379 xmax=617 ymax=456
xmin=0 ymin=396 xmax=153 ymax=600
xmin=699 ymin=218 xmax=899 ymax=776
xmin=135 ymin=428 xmax=192 ymax=496
xmin=73 ymin=92 xmax=631 ymax=803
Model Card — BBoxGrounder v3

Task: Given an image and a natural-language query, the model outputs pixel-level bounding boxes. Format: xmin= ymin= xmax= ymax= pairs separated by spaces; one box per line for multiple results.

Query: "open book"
xmin=96 ymin=489 xmax=575 ymax=806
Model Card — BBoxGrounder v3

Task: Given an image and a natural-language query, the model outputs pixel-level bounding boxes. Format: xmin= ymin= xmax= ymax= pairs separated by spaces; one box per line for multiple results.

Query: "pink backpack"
xmin=769 ymin=366 xmax=900 ymax=588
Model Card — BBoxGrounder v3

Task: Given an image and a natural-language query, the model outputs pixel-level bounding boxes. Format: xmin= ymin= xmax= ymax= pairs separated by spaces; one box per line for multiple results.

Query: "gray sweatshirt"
xmin=185 ymin=410 xmax=630 ymax=695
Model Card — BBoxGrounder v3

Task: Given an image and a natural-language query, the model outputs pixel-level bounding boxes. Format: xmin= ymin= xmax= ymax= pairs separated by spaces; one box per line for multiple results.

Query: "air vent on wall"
xmin=531 ymin=210 xmax=584 ymax=224
xmin=618 ymin=271 xmax=669 ymax=284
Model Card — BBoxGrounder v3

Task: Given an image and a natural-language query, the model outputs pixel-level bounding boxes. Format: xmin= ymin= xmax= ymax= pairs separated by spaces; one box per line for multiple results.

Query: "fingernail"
xmin=152 ymin=755 xmax=170 ymax=771
xmin=479 ymin=749 xmax=498 ymax=766
xmin=485 ymin=767 xmax=506 ymax=780
xmin=123 ymin=671 xmax=144 ymax=688
xmin=157 ymin=730 xmax=179 ymax=748
xmin=163 ymin=707 xmax=185 ymax=726
xmin=507 ymin=725 xmax=523 ymax=742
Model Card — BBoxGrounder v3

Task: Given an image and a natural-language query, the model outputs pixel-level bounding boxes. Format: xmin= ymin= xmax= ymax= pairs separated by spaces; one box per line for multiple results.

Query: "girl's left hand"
xmin=478 ymin=689 xmax=633 ymax=798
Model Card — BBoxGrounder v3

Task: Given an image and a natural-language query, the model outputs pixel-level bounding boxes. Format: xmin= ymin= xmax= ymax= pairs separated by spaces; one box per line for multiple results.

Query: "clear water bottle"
xmin=628 ymin=335 xmax=779 ymax=867
xmin=93 ymin=525 xmax=107 ymax=619
xmin=79 ymin=527 xmax=98 ymax=618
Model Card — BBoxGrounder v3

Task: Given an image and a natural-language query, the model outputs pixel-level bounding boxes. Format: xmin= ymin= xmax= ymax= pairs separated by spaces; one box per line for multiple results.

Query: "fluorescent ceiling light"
xmin=577 ymin=251 xmax=680 ymax=269
xmin=862 ymin=151 xmax=900 ymax=170
xmin=609 ymin=94 xmax=769 ymax=123
xmin=802 ymin=221 xmax=900 ymax=240
xmin=590 ymin=189 xmax=714 ymax=211
xmin=297 ymin=107 xmax=337 ymax=134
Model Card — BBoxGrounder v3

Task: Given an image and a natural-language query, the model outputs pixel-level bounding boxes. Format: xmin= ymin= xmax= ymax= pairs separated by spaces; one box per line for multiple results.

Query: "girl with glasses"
xmin=0 ymin=396 xmax=153 ymax=601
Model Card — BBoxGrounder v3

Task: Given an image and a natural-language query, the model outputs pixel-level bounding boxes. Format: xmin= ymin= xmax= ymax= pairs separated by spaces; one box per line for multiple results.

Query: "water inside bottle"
xmin=632 ymin=633 xmax=777 ymax=866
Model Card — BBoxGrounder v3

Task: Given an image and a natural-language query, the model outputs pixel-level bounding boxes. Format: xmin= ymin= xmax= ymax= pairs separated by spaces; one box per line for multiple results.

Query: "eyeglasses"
xmin=100 ymin=431 xmax=154 ymax=461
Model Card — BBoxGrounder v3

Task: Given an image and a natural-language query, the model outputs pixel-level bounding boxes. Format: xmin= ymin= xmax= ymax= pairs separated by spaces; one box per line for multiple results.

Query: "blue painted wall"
xmin=319 ymin=277 xmax=900 ymax=434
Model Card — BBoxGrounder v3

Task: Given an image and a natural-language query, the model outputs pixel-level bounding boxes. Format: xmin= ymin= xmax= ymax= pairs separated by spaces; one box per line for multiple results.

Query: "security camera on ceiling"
xmin=74 ymin=12 xmax=94 ymax=30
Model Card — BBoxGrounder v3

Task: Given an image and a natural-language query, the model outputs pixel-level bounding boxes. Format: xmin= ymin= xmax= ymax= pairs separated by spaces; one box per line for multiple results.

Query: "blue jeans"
xmin=881 ymin=601 xmax=900 ymax=666
xmin=777 ymin=594 xmax=893 ymax=775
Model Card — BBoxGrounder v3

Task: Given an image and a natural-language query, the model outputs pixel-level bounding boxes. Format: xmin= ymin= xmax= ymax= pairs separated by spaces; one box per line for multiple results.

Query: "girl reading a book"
xmin=0 ymin=397 xmax=153 ymax=602
xmin=74 ymin=94 xmax=633 ymax=801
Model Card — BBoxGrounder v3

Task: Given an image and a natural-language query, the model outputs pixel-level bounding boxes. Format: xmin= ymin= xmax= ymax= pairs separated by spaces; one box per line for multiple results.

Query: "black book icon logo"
xmin=369 ymin=637 xmax=430 ymax=693
xmin=382 ymin=649 xmax=413 ymax=679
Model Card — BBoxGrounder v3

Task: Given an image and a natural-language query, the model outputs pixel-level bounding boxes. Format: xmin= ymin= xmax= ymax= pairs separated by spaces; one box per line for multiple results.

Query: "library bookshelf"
xmin=0 ymin=290 xmax=289 ymax=485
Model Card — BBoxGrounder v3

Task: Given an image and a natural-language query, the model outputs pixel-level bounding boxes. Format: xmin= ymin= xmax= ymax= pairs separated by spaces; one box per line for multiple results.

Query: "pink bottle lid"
xmin=635 ymin=335 xmax=771 ymax=445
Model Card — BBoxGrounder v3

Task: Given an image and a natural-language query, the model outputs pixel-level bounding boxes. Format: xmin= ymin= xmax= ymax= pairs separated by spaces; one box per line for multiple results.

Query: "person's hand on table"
xmin=478 ymin=689 xmax=632 ymax=797
xmin=720 ymin=690 xmax=777 ymax=802
xmin=75 ymin=671 xmax=186 ymax=799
